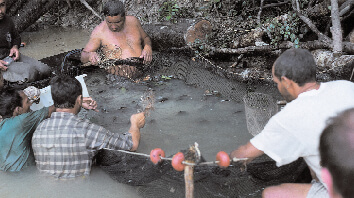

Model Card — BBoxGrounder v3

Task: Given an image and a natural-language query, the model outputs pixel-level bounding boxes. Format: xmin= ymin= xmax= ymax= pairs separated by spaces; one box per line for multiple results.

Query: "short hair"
xmin=0 ymin=88 xmax=22 ymax=118
xmin=50 ymin=75 xmax=82 ymax=109
xmin=320 ymin=108 xmax=354 ymax=198
xmin=273 ymin=49 xmax=316 ymax=86
xmin=103 ymin=0 xmax=125 ymax=17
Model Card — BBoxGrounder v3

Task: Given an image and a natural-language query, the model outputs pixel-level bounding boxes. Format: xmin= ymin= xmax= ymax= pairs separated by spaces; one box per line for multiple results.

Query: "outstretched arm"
xmin=230 ymin=141 xmax=264 ymax=163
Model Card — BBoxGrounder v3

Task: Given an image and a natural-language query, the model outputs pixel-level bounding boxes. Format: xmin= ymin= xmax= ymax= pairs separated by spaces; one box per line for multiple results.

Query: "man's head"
xmin=320 ymin=108 xmax=354 ymax=198
xmin=103 ymin=0 xmax=126 ymax=32
xmin=0 ymin=0 xmax=6 ymax=20
xmin=0 ymin=88 xmax=31 ymax=118
xmin=272 ymin=48 xmax=317 ymax=101
xmin=50 ymin=75 xmax=82 ymax=113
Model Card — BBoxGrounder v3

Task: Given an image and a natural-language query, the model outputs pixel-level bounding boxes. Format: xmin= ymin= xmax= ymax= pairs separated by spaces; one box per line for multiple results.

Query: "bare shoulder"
xmin=90 ymin=21 xmax=106 ymax=38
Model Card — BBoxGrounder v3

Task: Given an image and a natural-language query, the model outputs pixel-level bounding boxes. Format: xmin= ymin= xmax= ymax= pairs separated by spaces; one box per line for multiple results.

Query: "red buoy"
xmin=150 ymin=148 xmax=165 ymax=164
xmin=216 ymin=151 xmax=230 ymax=168
xmin=172 ymin=152 xmax=185 ymax=171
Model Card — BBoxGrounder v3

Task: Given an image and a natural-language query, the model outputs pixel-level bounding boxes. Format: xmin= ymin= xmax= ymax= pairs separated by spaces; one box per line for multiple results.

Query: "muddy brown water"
xmin=0 ymin=27 xmax=254 ymax=198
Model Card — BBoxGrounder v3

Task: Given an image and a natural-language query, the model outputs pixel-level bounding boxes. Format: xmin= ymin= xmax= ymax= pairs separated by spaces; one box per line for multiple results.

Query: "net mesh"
xmin=95 ymin=149 xmax=311 ymax=198
xmin=35 ymin=49 xmax=336 ymax=197
xmin=243 ymin=92 xmax=278 ymax=136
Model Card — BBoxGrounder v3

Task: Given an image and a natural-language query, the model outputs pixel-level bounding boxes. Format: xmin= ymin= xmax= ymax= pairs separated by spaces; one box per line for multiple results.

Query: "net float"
xmin=172 ymin=152 xmax=185 ymax=171
xmin=150 ymin=148 xmax=165 ymax=164
xmin=216 ymin=151 xmax=230 ymax=168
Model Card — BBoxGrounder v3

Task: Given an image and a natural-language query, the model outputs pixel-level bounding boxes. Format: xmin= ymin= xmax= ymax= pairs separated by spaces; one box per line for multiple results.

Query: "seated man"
xmin=0 ymin=88 xmax=55 ymax=171
xmin=320 ymin=108 xmax=354 ymax=198
xmin=0 ymin=0 xmax=51 ymax=84
xmin=32 ymin=75 xmax=145 ymax=178
xmin=80 ymin=0 xmax=152 ymax=79
xmin=230 ymin=49 xmax=354 ymax=197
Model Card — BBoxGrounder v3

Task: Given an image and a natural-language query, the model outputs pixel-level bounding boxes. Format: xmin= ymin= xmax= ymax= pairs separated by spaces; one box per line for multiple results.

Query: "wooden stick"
xmin=184 ymin=164 xmax=194 ymax=198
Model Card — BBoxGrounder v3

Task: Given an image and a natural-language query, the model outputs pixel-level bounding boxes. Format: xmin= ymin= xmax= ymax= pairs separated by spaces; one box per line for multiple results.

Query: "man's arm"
xmin=230 ymin=141 xmax=264 ymax=163
xmin=136 ymin=18 xmax=152 ymax=64
xmin=81 ymin=29 xmax=102 ymax=65
xmin=128 ymin=112 xmax=145 ymax=151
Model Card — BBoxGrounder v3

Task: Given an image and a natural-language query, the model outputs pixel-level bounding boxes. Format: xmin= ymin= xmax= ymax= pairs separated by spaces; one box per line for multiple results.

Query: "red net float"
xmin=216 ymin=151 xmax=230 ymax=168
xmin=150 ymin=148 xmax=165 ymax=165
xmin=172 ymin=152 xmax=185 ymax=171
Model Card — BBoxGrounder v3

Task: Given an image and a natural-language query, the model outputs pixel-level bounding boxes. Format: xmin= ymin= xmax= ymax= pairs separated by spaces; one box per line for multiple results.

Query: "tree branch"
xmin=331 ymin=0 xmax=343 ymax=54
xmin=291 ymin=0 xmax=331 ymax=45
xmin=79 ymin=0 xmax=102 ymax=20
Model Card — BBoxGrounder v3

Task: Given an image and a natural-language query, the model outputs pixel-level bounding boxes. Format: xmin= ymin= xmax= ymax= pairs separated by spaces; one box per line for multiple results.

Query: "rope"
xmin=102 ymin=148 xmax=248 ymax=168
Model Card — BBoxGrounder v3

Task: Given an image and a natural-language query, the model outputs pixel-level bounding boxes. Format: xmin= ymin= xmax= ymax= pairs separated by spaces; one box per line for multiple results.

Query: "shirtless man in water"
xmin=80 ymin=0 xmax=152 ymax=79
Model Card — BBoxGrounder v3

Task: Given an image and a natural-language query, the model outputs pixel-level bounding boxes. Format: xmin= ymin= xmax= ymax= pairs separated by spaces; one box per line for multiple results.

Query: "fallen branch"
xmin=79 ymin=0 xmax=102 ymax=20
xmin=204 ymin=41 xmax=354 ymax=55
xmin=292 ymin=0 xmax=331 ymax=45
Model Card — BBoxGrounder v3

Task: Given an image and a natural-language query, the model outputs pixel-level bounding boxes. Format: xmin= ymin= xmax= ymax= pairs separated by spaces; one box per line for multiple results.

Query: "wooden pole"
xmin=184 ymin=164 xmax=194 ymax=198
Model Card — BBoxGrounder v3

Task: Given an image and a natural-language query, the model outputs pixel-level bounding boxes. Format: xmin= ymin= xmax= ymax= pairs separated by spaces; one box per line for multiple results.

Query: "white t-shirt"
xmin=251 ymin=80 xmax=354 ymax=183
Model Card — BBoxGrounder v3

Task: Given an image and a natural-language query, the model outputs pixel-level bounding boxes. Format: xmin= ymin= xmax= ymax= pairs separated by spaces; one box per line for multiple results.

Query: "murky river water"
xmin=0 ymin=27 xmax=253 ymax=198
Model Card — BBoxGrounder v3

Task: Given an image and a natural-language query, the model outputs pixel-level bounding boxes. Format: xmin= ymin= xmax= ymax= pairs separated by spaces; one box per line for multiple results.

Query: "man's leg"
xmin=2 ymin=62 xmax=37 ymax=82
xmin=262 ymin=183 xmax=312 ymax=198
xmin=19 ymin=55 xmax=51 ymax=80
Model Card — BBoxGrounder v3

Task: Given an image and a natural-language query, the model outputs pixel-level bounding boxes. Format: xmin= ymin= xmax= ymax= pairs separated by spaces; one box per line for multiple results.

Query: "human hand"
xmin=130 ymin=112 xmax=146 ymax=129
xmin=82 ymin=97 xmax=99 ymax=112
xmin=139 ymin=46 xmax=152 ymax=64
xmin=0 ymin=60 xmax=8 ymax=71
xmin=89 ymin=52 xmax=100 ymax=65
xmin=9 ymin=46 xmax=20 ymax=61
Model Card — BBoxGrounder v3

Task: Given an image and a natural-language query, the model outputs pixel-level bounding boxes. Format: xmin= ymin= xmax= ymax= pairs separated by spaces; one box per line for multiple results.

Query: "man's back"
xmin=0 ymin=107 xmax=48 ymax=171
xmin=32 ymin=112 xmax=133 ymax=178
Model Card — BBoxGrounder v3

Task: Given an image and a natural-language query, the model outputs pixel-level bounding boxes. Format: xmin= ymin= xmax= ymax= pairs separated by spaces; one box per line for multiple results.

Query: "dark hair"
xmin=320 ymin=108 xmax=354 ymax=198
xmin=0 ymin=88 xmax=22 ymax=118
xmin=103 ymin=0 xmax=125 ymax=17
xmin=50 ymin=75 xmax=82 ymax=109
xmin=273 ymin=49 xmax=316 ymax=86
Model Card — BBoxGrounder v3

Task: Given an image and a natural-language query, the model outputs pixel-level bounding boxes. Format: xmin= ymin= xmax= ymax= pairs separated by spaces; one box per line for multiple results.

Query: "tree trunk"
xmin=331 ymin=0 xmax=343 ymax=55
xmin=143 ymin=19 xmax=212 ymax=51
xmin=8 ymin=0 xmax=57 ymax=33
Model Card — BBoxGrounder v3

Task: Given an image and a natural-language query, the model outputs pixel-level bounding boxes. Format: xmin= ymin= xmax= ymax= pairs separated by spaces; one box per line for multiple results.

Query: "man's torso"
xmin=99 ymin=16 xmax=143 ymax=60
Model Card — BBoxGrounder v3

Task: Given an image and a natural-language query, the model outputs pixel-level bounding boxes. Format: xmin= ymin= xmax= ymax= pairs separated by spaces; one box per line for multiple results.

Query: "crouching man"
xmin=32 ymin=75 xmax=145 ymax=178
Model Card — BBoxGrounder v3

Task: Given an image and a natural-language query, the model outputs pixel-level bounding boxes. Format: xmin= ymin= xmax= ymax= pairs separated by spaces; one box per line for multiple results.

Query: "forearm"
xmin=128 ymin=125 xmax=141 ymax=151
xmin=142 ymin=36 xmax=152 ymax=50
xmin=80 ymin=50 xmax=91 ymax=63
xmin=230 ymin=142 xmax=264 ymax=163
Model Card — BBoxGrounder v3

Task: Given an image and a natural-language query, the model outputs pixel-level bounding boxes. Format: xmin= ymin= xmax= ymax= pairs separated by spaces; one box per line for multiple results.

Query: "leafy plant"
xmin=266 ymin=11 xmax=300 ymax=48
xmin=158 ymin=0 xmax=180 ymax=23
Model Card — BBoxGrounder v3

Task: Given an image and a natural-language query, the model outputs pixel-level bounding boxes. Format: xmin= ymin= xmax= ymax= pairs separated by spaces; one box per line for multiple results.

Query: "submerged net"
xmin=96 ymin=149 xmax=311 ymax=198
xmin=243 ymin=92 xmax=278 ymax=136
xmin=37 ymin=49 xmax=314 ymax=197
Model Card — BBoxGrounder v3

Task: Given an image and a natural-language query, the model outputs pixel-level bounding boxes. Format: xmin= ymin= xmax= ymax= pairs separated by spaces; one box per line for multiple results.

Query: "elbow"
xmin=130 ymin=143 xmax=139 ymax=152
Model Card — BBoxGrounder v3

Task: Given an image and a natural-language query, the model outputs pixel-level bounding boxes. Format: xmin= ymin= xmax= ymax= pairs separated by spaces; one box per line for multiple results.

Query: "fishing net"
xmin=95 ymin=149 xmax=311 ymax=198
xmin=243 ymin=92 xmax=278 ymax=136
xmin=26 ymin=49 xmax=321 ymax=197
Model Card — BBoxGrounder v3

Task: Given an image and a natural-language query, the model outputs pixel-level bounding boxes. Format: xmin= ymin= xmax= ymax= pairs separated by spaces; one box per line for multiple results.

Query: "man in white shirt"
xmin=230 ymin=48 xmax=354 ymax=197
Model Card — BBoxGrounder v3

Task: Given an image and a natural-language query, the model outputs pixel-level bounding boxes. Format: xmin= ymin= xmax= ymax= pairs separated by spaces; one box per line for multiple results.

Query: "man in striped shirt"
xmin=32 ymin=75 xmax=145 ymax=178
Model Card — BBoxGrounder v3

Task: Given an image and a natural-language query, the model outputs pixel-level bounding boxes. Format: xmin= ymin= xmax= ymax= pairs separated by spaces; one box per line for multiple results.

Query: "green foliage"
xmin=266 ymin=11 xmax=300 ymax=48
xmin=158 ymin=0 xmax=180 ymax=23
